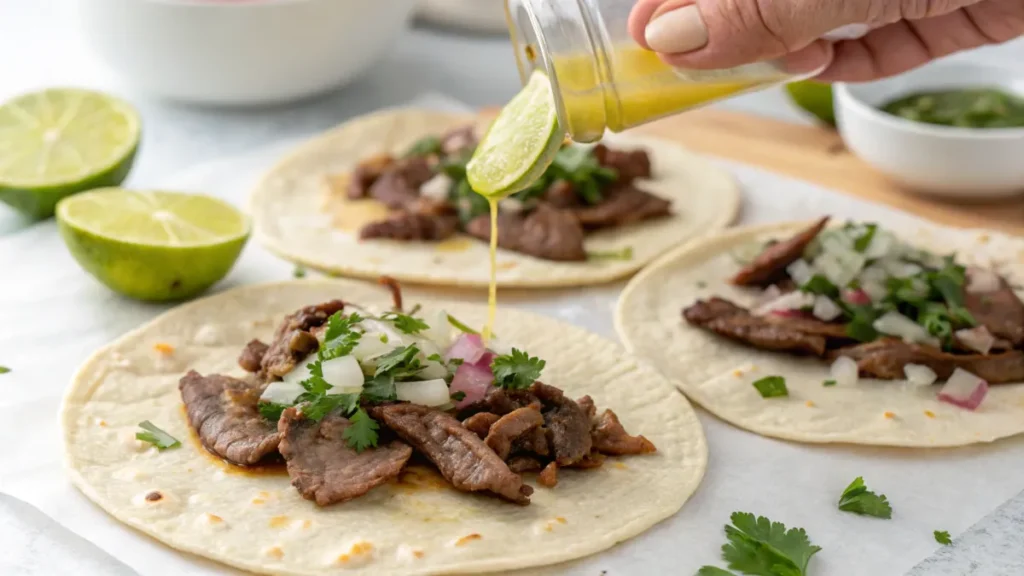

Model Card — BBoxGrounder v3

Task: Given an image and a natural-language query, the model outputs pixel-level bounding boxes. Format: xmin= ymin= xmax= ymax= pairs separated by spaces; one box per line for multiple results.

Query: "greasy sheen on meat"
xmin=369 ymin=403 xmax=533 ymax=504
xmin=238 ymin=339 xmax=269 ymax=373
xmin=963 ymin=272 xmax=1024 ymax=348
xmin=261 ymin=300 xmax=345 ymax=380
xmin=832 ymin=339 xmax=1024 ymax=384
xmin=573 ymin=184 xmax=671 ymax=229
xmin=462 ymin=412 xmax=500 ymax=439
xmin=731 ymin=216 xmax=830 ymax=287
xmin=466 ymin=203 xmax=587 ymax=262
xmin=278 ymin=407 xmax=412 ymax=506
xmin=591 ymin=410 xmax=657 ymax=455
xmin=484 ymin=407 xmax=544 ymax=460
xmin=178 ymin=371 xmax=280 ymax=466
xmin=531 ymin=382 xmax=593 ymax=466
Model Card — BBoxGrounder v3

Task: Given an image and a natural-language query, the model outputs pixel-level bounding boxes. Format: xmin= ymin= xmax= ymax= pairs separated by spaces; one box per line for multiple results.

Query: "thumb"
xmin=629 ymin=0 xmax=865 ymax=72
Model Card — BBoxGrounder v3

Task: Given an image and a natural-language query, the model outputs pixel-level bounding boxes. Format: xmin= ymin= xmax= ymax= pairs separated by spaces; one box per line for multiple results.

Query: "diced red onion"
xmin=937 ymin=368 xmax=989 ymax=410
xmin=955 ymin=326 xmax=996 ymax=355
xmin=754 ymin=291 xmax=815 ymax=316
xmin=813 ymin=296 xmax=843 ymax=322
xmin=966 ymin=268 xmax=1001 ymax=294
xmin=396 ymin=379 xmax=451 ymax=407
xmin=831 ymin=356 xmax=859 ymax=387
xmin=445 ymin=334 xmax=486 ymax=365
xmin=842 ymin=288 xmax=872 ymax=306
xmin=449 ymin=353 xmax=495 ymax=409
xmin=903 ymin=364 xmax=938 ymax=387
xmin=786 ymin=260 xmax=814 ymax=286
xmin=873 ymin=311 xmax=932 ymax=344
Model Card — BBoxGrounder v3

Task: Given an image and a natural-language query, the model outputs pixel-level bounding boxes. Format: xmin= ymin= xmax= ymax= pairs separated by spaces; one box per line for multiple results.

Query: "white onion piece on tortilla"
xmin=830 ymin=356 xmax=859 ymax=387
xmin=882 ymin=258 xmax=922 ymax=279
xmin=417 ymin=357 xmax=449 ymax=380
xmin=859 ymin=282 xmax=887 ymax=303
xmin=423 ymin=309 xmax=452 ymax=350
xmin=938 ymin=369 xmax=989 ymax=410
xmin=786 ymin=260 xmax=814 ymax=286
xmin=260 ymin=380 xmax=306 ymax=405
xmin=419 ymin=173 xmax=452 ymax=202
xmin=863 ymin=230 xmax=895 ymax=259
xmin=966 ymin=268 xmax=1001 ymax=294
xmin=754 ymin=290 xmax=815 ymax=316
xmin=281 ymin=354 xmax=315 ymax=387
xmin=322 ymin=355 xmax=364 ymax=391
xmin=813 ymin=296 xmax=843 ymax=322
xmin=351 ymin=334 xmax=393 ymax=364
xmin=396 ymin=379 xmax=451 ymax=407
xmin=904 ymin=364 xmax=938 ymax=387
xmin=956 ymin=326 xmax=996 ymax=355
xmin=873 ymin=311 xmax=932 ymax=344
xmin=500 ymin=197 xmax=527 ymax=214
xmin=754 ymin=284 xmax=782 ymax=309
xmin=449 ymin=355 xmax=495 ymax=409
xmin=445 ymin=333 xmax=486 ymax=364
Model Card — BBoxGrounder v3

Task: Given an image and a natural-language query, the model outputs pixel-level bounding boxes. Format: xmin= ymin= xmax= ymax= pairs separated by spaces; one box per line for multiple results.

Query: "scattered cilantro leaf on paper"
xmin=343 ymin=408 xmax=379 ymax=452
xmin=752 ymin=376 xmax=788 ymax=398
xmin=823 ymin=379 xmax=837 ymax=387
xmin=492 ymin=349 xmax=545 ymax=390
xmin=934 ymin=530 xmax=952 ymax=545
xmin=292 ymin=265 xmax=306 ymax=279
xmin=719 ymin=512 xmax=822 ymax=576
xmin=0 ymin=366 xmax=10 ymax=374
xmin=135 ymin=421 xmax=181 ymax=450
xmin=838 ymin=477 xmax=892 ymax=519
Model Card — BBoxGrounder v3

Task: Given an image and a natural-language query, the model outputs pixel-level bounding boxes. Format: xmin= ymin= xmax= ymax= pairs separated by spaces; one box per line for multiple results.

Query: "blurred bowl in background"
xmin=835 ymin=62 xmax=1024 ymax=200
xmin=78 ymin=0 xmax=418 ymax=106
xmin=418 ymin=0 xmax=507 ymax=34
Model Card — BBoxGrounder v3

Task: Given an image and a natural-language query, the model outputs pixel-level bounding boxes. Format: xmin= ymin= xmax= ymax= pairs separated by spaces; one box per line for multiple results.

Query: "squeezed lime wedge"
xmin=56 ymin=189 xmax=249 ymax=301
xmin=467 ymin=70 xmax=564 ymax=199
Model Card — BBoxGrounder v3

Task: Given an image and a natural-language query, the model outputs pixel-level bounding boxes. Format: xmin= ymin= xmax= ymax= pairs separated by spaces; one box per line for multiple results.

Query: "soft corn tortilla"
xmin=62 ymin=279 xmax=707 ymax=575
xmin=249 ymin=108 xmax=739 ymax=288
xmin=615 ymin=221 xmax=1024 ymax=447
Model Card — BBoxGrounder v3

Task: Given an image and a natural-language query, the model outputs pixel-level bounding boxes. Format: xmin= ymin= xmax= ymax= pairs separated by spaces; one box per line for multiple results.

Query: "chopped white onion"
xmin=938 ymin=368 xmax=989 ymax=410
xmin=955 ymin=326 xmax=996 ymax=355
xmin=813 ymin=295 xmax=843 ymax=322
xmin=281 ymin=354 xmax=315 ymax=387
xmin=422 ymin=309 xmax=452 ymax=350
xmin=321 ymin=355 xmax=365 ymax=391
xmin=903 ymin=364 xmax=938 ymax=387
xmin=500 ymin=198 xmax=527 ymax=214
xmin=860 ymin=281 xmax=887 ymax=303
xmin=830 ymin=356 xmax=859 ymax=387
xmin=754 ymin=284 xmax=783 ymax=309
xmin=858 ymin=264 xmax=888 ymax=284
xmin=813 ymin=247 xmax=866 ymax=288
xmin=786 ymin=260 xmax=815 ymax=286
xmin=417 ymin=357 xmax=449 ymax=380
xmin=351 ymin=332 xmax=394 ymax=363
xmin=260 ymin=380 xmax=306 ymax=405
xmin=873 ymin=311 xmax=932 ymax=344
xmin=753 ymin=291 xmax=815 ymax=316
xmin=966 ymin=268 xmax=1001 ymax=294
xmin=863 ymin=230 xmax=896 ymax=259
xmin=419 ymin=173 xmax=452 ymax=202
xmin=396 ymin=379 xmax=452 ymax=407
xmin=882 ymin=258 xmax=922 ymax=279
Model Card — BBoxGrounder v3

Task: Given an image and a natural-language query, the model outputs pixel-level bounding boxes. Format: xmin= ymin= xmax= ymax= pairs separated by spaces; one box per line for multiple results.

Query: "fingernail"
xmin=644 ymin=5 xmax=709 ymax=54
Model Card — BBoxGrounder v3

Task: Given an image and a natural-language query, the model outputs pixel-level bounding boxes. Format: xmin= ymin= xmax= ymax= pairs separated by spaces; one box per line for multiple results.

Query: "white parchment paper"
xmin=0 ymin=95 xmax=1021 ymax=576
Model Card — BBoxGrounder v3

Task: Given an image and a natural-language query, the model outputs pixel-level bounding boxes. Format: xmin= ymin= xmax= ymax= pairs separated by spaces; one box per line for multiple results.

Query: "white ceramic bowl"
xmin=835 ymin=61 xmax=1024 ymax=199
xmin=418 ymin=0 xmax=507 ymax=33
xmin=78 ymin=0 xmax=418 ymax=106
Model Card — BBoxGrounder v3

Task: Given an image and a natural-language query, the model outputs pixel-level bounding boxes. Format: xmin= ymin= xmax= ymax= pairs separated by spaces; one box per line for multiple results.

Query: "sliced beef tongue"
xmin=278 ymin=407 xmax=413 ymax=506
xmin=530 ymin=382 xmax=593 ymax=467
xmin=591 ymin=410 xmax=657 ymax=455
xmin=238 ymin=339 xmax=269 ymax=373
xmin=573 ymin=184 xmax=671 ymax=230
xmin=466 ymin=203 xmax=587 ymax=262
xmin=179 ymin=371 xmax=280 ymax=466
xmin=832 ymin=339 xmax=1024 ymax=384
xmin=684 ymin=297 xmax=843 ymax=357
xmin=963 ymin=272 xmax=1024 ymax=348
xmin=732 ymin=216 xmax=830 ymax=287
xmin=484 ymin=406 xmax=544 ymax=460
xmin=369 ymin=403 xmax=533 ymax=504
xmin=261 ymin=300 xmax=345 ymax=380
xmin=592 ymin=144 xmax=652 ymax=183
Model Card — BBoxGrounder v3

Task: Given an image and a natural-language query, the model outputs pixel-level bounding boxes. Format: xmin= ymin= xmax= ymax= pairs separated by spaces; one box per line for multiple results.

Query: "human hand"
xmin=628 ymin=0 xmax=1024 ymax=82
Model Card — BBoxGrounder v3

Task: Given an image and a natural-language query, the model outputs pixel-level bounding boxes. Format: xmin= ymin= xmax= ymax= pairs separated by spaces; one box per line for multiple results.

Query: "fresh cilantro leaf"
xmin=323 ymin=311 xmax=363 ymax=343
xmin=934 ymin=530 xmax=951 ymax=545
xmin=301 ymin=392 xmax=359 ymax=422
xmin=374 ymin=345 xmax=422 ymax=378
xmin=450 ymin=178 xmax=490 ymax=224
xmin=752 ymin=376 xmax=788 ymax=398
xmin=491 ymin=349 xmax=545 ymax=390
xmin=343 ymin=408 xmax=379 ymax=452
xmin=427 ymin=353 xmax=443 ymax=362
xmin=697 ymin=568 xmax=737 ymax=576
xmin=838 ymin=477 xmax=892 ymax=519
xmin=845 ymin=305 xmax=880 ymax=342
xmin=135 ymin=421 xmax=181 ymax=451
xmin=823 ymin=379 xmax=837 ymax=387
xmin=258 ymin=402 xmax=288 ymax=422
xmin=293 ymin=265 xmax=306 ymax=279
xmin=576 ymin=179 xmax=602 ymax=205
xmin=720 ymin=512 xmax=821 ymax=576
xmin=0 ymin=366 xmax=9 ymax=374
xmin=447 ymin=314 xmax=480 ymax=335
xmin=853 ymin=224 xmax=878 ymax=253
xmin=439 ymin=151 xmax=470 ymax=179
xmin=403 ymin=135 xmax=441 ymax=158
xmin=381 ymin=312 xmax=429 ymax=335
xmin=300 ymin=360 xmax=333 ymax=395
xmin=801 ymin=274 xmax=839 ymax=298
xmin=587 ymin=246 xmax=634 ymax=261
xmin=362 ymin=373 xmax=397 ymax=403
xmin=450 ymin=391 xmax=467 ymax=402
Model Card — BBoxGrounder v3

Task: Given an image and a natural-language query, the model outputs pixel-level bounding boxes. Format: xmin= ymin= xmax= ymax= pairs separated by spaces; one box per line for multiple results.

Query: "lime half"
xmin=785 ymin=80 xmax=836 ymax=126
xmin=0 ymin=88 xmax=140 ymax=220
xmin=57 ymin=189 xmax=250 ymax=302
xmin=467 ymin=70 xmax=563 ymax=198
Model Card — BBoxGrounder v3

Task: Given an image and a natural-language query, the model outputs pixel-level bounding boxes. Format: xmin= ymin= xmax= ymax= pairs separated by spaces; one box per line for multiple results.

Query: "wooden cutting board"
xmin=636 ymin=109 xmax=1024 ymax=236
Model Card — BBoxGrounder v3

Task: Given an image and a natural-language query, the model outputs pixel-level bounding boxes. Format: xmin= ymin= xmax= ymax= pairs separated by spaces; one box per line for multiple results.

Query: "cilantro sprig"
xmin=380 ymin=311 xmax=429 ymax=335
xmin=136 ymin=421 xmax=181 ymax=451
xmin=838 ymin=477 xmax=892 ymax=519
xmin=0 ymin=366 xmax=9 ymax=374
xmin=342 ymin=408 xmax=379 ymax=453
xmin=934 ymin=530 xmax=951 ymax=545
xmin=700 ymin=512 xmax=822 ymax=576
xmin=752 ymin=376 xmax=788 ymax=399
xmin=491 ymin=349 xmax=545 ymax=390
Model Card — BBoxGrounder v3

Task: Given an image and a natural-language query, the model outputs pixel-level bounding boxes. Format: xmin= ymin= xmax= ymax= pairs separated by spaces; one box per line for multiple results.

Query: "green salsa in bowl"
xmin=881 ymin=88 xmax=1024 ymax=129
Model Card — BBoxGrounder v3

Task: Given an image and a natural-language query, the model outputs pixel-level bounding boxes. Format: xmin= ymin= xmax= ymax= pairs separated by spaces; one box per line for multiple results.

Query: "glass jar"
xmin=505 ymin=0 xmax=814 ymax=143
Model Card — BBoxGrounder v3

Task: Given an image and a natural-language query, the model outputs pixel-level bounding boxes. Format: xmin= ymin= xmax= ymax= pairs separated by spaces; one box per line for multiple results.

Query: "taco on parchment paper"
xmin=616 ymin=218 xmax=1024 ymax=447
xmin=62 ymin=278 xmax=706 ymax=575
xmin=249 ymin=108 xmax=739 ymax=288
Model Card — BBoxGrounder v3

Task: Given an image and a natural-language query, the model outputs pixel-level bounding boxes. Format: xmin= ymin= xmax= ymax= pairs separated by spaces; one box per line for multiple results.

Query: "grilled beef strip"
xmin=512 ymin=426 xmax=551 ymax=457
xmin=260 ymin=300 xmax=346 ymax=381
xmin=573 ymin=184 xmax=671 ymax=230
xmin=179 ymin=371 xmax=281 ymax=466
xmin=369 ymin=403 xmax=533 ymax=504
xmin=466 ymin=203 xmax=588 ymax=262
xmin=538 ymin=462 xmax=559 ymax=487
xmin=360 ymin=209 xmax=459 ymax=242
xmin=530 ymin=382 xmax=593 ymax=467
xmin=462 ymin=412 xmax=500 ymax=439
xmin=591 ymin=410 xmax=657 ymax=455
xmin=484 ymin=406 xmax=544 ymax=460
xmin=732 ymin=216 xmax=830 ymax=287
xmin=508 ymin=455 xmax=544 ymax=473
xmin=592 ymin=144 xmax=652 ymax=183
xmin=831 ymin=339 xmax=1024 ymax=384
xmin=238 ymin=339 xmax=269 ymax=373
xmin=366 ymin=156 xmax=434 ymax=210
xmin=348 ymin=154 xmax=394 ymax=200
xmin=963 ymin=272 xmax=1024 ymax=348
xmin=543 ymin=180 xmax=580 ymax=208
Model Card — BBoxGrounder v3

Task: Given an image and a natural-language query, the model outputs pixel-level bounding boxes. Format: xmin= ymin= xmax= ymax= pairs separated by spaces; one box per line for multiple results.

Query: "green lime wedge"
xmin=56 ymin=189 xmax=249 ymax=302
xmin=0 ymin=88 xmax=140 ymax=220
xmin=467 ymin=70 xmax=564 ymax=199
xmin=785 ymin=80 xmax=836 ymax=126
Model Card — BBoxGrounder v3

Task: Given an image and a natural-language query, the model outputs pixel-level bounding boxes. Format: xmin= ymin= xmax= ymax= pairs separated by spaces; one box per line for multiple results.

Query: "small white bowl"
xmin=78 ymin=0 xmax=418 ymax=106
xmin=835 ymin=62 xmax=1024 ymax=199
xmin=418 ymin=0 xmax=507 ymax=33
